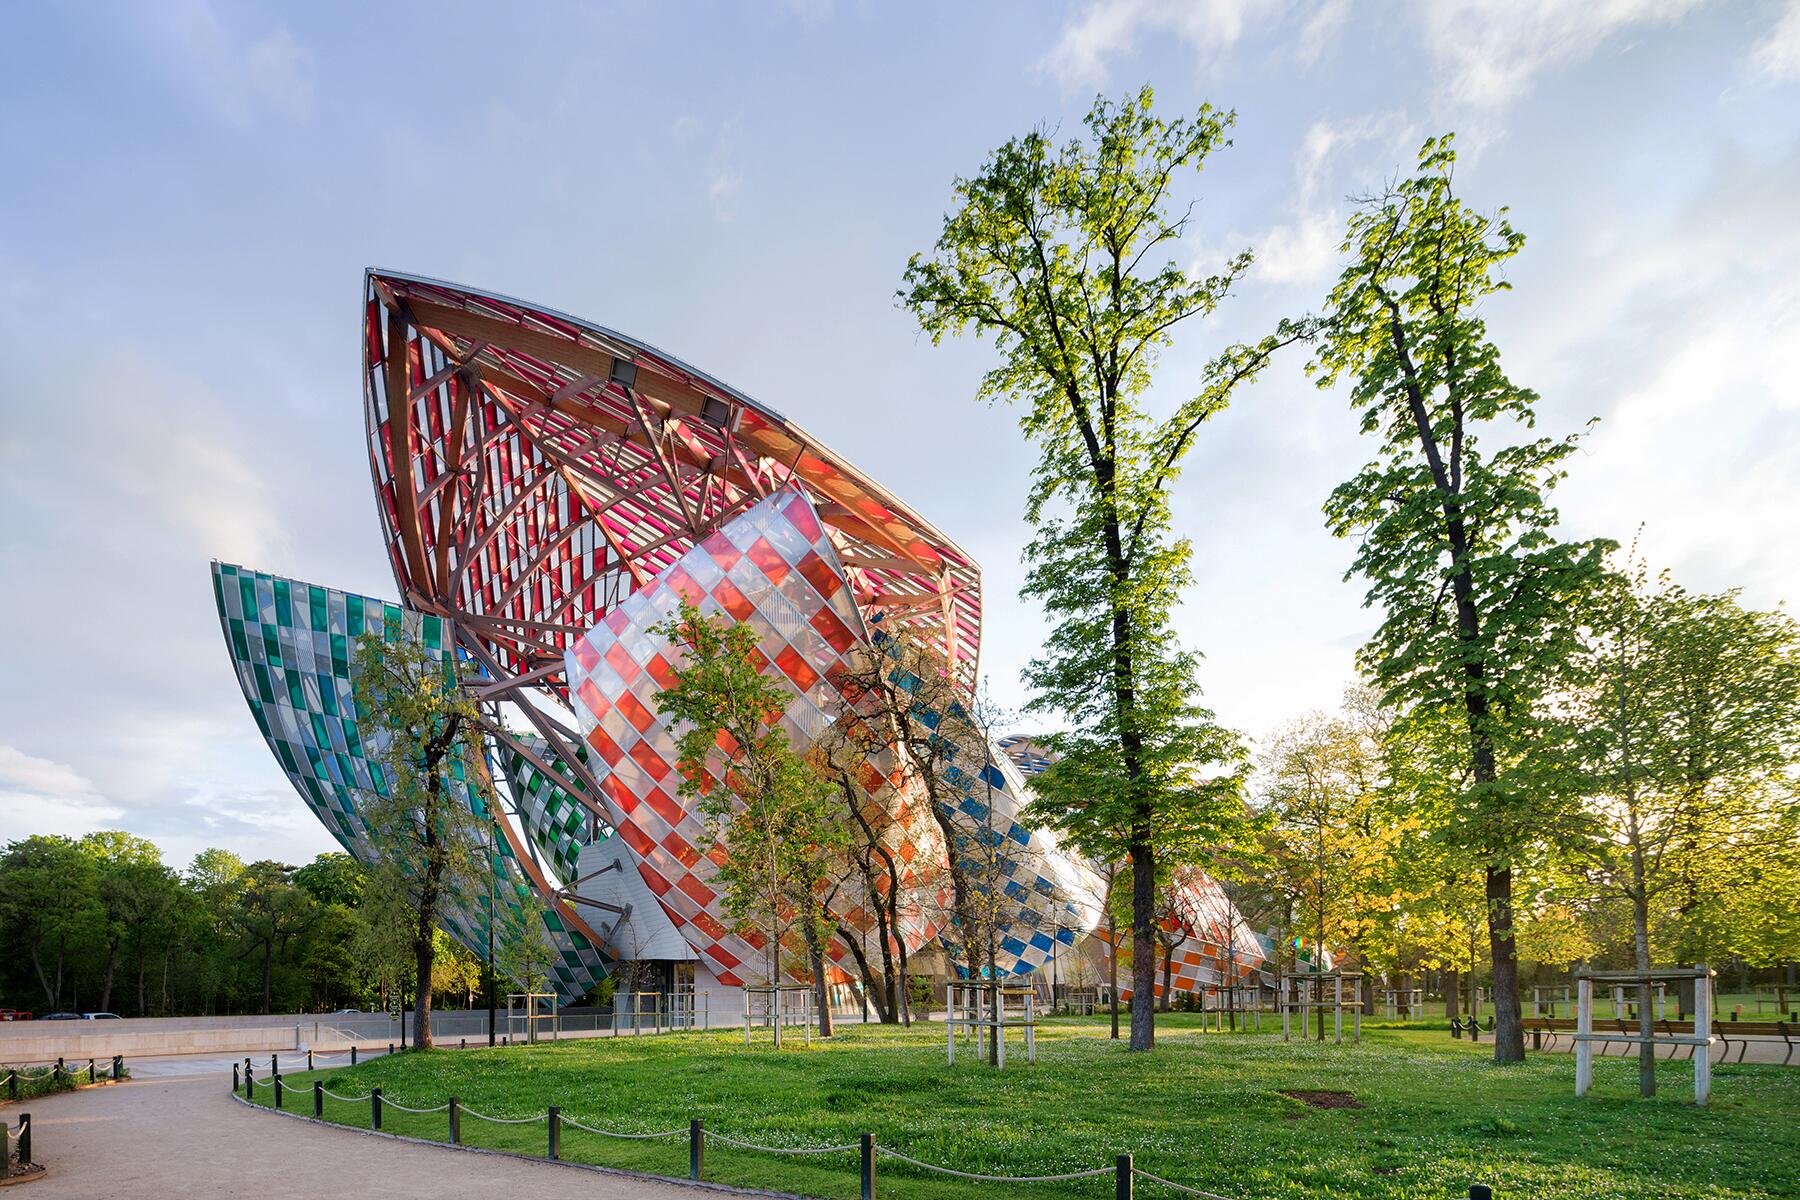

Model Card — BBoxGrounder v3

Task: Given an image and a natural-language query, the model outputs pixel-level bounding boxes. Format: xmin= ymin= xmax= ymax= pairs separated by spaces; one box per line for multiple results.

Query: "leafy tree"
xmin=78 ymin=831 xmax=164 ymax=1013
xmin=294 ymin=852 xmax=367 ymax=909
xmin=901 ymin=86 xmax=1297 ymax=1050
xmin=0 ymin=835 xmax=100 ymax=1011
xmin=654 ymin=599 xmax=842 ymax=1032
xmin=1550 ymin=554 xmax=1800 ymax=1089
xmin=351 ymin=628 xmax=494 ymax=1048
xmin=228 ymin=860 xmax=314 ymax=1013
xmin=1312 ymin=135 xmax=1609 ymax=1061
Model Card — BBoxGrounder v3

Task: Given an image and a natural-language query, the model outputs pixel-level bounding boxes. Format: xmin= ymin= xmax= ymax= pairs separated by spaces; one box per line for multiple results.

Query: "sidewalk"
xmin=10 ymin=1073 xmax=731 ymax=1198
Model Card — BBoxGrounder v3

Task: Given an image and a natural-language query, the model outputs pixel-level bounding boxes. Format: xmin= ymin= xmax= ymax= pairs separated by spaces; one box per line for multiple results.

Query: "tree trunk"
xmin=803 ymin=911 xmax=833 ymax=1038
xmin=261 ymin=938 xmax=274 ymax=1014
xmin=1108 ymin=913 xmax=1121 ymax=1040
xmin=1129 ymin=841 xmax=1156 ymax=1050
xmin=99 ymin=941 xmax=118 ymax=1013
xmin=413 ymin=907 xmax=437 ymax=1050
xmin=1486 ymin=866 xmax=1524 ymax=1061
xmin=835 ymin=928 xmax=888 ymax=1022
xmin=1445 ymin=968 xmax=1460 ymax=1021
xmin=1633 ymin=897 xmax=1656 ymax=1096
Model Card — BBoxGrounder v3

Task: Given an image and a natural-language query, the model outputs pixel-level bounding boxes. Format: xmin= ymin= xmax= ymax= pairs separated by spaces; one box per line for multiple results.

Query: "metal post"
xmin=1116 ymin=1152 xmax=1134 ymax=1199
xmin=2 ymin=1114 xmax=9 ymax=1171
xmin=860 ymin=1132 xmax=876 ymax=1200
xmin=53 ymin=1058 xmax=63 ymax=1084
xmin=271 ymin=1053 xmax=279 ymax=1076
xmin=351 ymin=1045 xmax=358 ymax=1066
xmin=371 ymin=1086 xmax=383 ymax=1130
xmin=233 ymin=1062 xmax=240 ymax=1093
xmin=273 ymin=1073 xmax=283 ymax=1109
xmin=1575 ymin=977 xmax=1594 ymax=1097
xmin=7 ymin=1070 xmax=14 ymax=1101
xmin=87 ymin=1058 xmax=96 ymax=1083
xmin=15 ymin=1113 xmax=28 ymax=1166
xmin=111 ymin=1052 xmax=124 ymax=1078
xmin=244 ymin=1063 xmax=254 ymax=1100
xmin=1694 ymin=964 xmax=1712 ymax=1106
xmin=548 ymin=1106 xmax=561 ymax=1160
xmin=313 ymin=1081 xmax=323 ymax=1119
xmin=388 ymin=1042 xmax=394 ymax=1057
xmin=1469 ymin=1186 xmax=1494 ymax=1200
xmin=449 ymin=1097 xmax=461 ymax=1145
xmin=307 ymin=1049 xmax=314 ymax=1070
xmin=690 ymin=1118 xmax=704 ymax=1180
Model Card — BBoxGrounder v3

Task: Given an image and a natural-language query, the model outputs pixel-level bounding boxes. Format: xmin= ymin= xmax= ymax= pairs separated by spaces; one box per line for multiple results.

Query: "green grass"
xmin=244 ymin=1016 xmax=1800 ymax=1199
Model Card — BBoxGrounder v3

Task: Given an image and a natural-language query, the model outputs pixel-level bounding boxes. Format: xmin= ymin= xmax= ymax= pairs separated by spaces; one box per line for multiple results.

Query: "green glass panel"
xmin=309 ymin=585 xmax=328 ymax=633
xmin=273 ymin=579 xmax=292 ymax=628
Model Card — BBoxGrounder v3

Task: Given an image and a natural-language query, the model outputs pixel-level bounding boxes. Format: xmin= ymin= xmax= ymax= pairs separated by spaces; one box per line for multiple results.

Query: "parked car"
xmin=44 ymin=1012 xmax=81 ymax=1020
xmin=0 ymin=1009 xmax=32 ymax=1021
xmin=82 ymin=1012 xmax=122 ymax=1020
xmin=334 ymin=1007 xmax=364 ymax=1015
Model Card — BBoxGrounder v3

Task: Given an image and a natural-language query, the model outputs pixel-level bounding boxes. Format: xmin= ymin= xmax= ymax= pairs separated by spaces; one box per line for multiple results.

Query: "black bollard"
xmin=244 ymin=1063 xmax=255 ymax=1100
xmin=271 ymin=1054 xmax=279 ymax=1076
xmin=307 ymin=1050 xmax=314 ymax=1070
xmin=1470 ymin=1187 xmax=1494 ymax=1200
xmin=449 ymin=1097 xmax=461 ymax=1145
xmin=388 ymin=1042 xmax=394 ymax=1057
xmin=88 ymin=1058 xmax=96 ymax=1083
xmin=233 ymin=1062 xmax=240 ymax=1092
xmin=690 ymin=1118 xmax=704 ymax=1180
xmin=1451 ymin=1018 xmax=1461 ymax=1039
xmin=460 ymin=1038 xmax=466 ymax=1051
xmin=15 ymin=1112 xmax=29 ymax=1166
xmin=860 ymin=1133 xmax=876 ymax=1200
xmin=548 ymin=1105 xmax=561 ymax=1160
xmin=8 ymin=1069 xmax=17 ymax=1101
xmin=112 ymin=1055 xmax=122 ymax=1081
xmin=1116 ymin=1152 xmax=1134 ymax=1200
xmin=274 ymin=1074 xmax=284 ymax=1110
xmin=314 ymin=1081 xmax=324 ymax=1119
xmin=54 ymin=1057 xmax=64 ymax=1083
xmin=371 ymin=1087 xmax=383 ymax=1130
xmin=351 ymin=1046 xmax=358 ymax=1066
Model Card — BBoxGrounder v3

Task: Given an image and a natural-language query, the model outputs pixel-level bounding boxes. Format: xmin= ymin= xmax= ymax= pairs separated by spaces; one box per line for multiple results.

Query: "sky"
xmin=2 ymin=0 xmax=1797 ymax=870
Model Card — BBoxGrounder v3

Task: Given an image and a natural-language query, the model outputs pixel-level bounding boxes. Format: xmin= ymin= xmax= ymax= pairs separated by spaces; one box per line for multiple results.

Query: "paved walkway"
xmin=7 ymin=1073 xmax=716 ymax=1198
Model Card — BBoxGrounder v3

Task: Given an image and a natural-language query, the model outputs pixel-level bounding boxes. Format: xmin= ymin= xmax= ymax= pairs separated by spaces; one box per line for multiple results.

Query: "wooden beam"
xmin=383 ymin=307 xmax=432 ymax=594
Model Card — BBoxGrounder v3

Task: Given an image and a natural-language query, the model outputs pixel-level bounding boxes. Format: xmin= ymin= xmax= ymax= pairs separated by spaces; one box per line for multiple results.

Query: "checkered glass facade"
xmin=563 ymin=488 xmax=947 ymax=986
xmin=211 ymin=562 xmax=607 ymax=1002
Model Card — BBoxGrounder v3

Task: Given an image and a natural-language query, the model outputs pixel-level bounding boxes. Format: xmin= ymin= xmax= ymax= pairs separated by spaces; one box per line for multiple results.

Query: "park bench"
xmin=1520 ymin=1016 xmax=1795 ymax=1064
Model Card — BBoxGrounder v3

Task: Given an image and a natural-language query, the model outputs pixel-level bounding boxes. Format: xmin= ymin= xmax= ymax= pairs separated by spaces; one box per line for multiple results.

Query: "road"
xmin=7 ymin=1068 xmax=738 ymax=1198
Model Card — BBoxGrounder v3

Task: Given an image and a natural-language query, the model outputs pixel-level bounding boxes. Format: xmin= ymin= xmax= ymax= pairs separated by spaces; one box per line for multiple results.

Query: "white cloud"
xmin=150 ymin=0 xmax=314 ymax=125
xmin=1040 ymin=0 xmax=1278 ymax=88
xmin=708 ymin=169 xmax=744 ymax=221
xmin=1248 ymin=112 xmax=1415 ymax=287
xmin=1295 ymin=0 xmax=1352 ymax=66
xmin=244 ymin=29 xmax=315 ymax=121
xmin=1419 ymin=0 xmax=1707 ymax=109
xmin=0 ymin=745 xmax=124 ymax=839
xmin=1748 ymin=0 xmax=1800 ymax=81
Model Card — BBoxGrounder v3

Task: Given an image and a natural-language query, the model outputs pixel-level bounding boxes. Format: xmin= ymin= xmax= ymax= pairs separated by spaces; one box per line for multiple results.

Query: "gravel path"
xmin=9 ymin=1073 xmax=723 ymax=1198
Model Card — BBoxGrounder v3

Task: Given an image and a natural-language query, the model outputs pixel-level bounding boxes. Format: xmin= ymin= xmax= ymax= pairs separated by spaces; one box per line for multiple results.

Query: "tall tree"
xmin=352 ymin=627 xmax=493 ymax=1049
xmin=901 ymin=86 xmax=1296 ymax=1050
xmin=1313 ymin=135 xmax=1609 ymax=1061
xmin=228 ymin=860 xmax=314 ymax=1013
xmin=655 ymin=599 xmax=842 ymax=1032
xmin=1553 ymin=555 xmax=1800 ymax=1090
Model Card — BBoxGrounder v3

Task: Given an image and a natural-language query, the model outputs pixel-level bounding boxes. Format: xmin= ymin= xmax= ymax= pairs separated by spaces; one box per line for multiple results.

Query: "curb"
xmin=229 ymin=1092 xmax=808 ymax=1199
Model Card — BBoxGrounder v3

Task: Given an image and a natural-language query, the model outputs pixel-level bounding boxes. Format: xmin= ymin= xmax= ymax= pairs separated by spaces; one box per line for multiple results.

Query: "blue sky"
xmin=3 ymin=0 xmax=1797 ymax=868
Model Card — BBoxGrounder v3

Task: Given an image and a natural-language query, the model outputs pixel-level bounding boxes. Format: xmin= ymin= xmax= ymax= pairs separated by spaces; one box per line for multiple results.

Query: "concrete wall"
xmin=0 ymin=1018 xmax=300 ymax=1063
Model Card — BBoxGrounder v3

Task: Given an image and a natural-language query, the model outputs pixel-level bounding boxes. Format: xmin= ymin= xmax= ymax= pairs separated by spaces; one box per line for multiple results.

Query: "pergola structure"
xmin=360 ymin=269 xmax=982 ymax=958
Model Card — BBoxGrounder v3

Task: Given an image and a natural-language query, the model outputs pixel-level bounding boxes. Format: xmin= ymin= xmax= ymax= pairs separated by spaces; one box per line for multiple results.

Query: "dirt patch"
xmin=1281 ymin=1089 xmax=1362 ymax=1109
xmin=1 ymin=1161 xmax=48 ymax=1187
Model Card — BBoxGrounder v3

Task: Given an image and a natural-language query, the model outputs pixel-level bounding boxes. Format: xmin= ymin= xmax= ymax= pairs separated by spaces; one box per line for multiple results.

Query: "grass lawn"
xmin=244 ymin=1015 xmax=1799 ymax=1199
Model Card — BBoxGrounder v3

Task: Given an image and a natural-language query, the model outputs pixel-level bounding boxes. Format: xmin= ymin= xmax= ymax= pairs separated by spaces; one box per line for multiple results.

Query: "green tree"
xmin=1312 ymin=135 xmax=1609 ymax=1061
xmin=1553 ymin=555 xmax=1800 ymax=1088
xmin=294 ymin=852 xmax=367 ymax=909
xmin=351 ymin=627 xmax=494 ymax=1049
xmin=900 ymin=86 xmax=1295 ymax=1050
xmin=0 ymin=835 xmax=100 ymax=1011
xmin=654 ymin=599 xmax=842 ymax=1032
xmin=228 ymin=860 xmax=314 ymax=1013
xmin=78 ymin=831 xmax=165 ymax=1013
